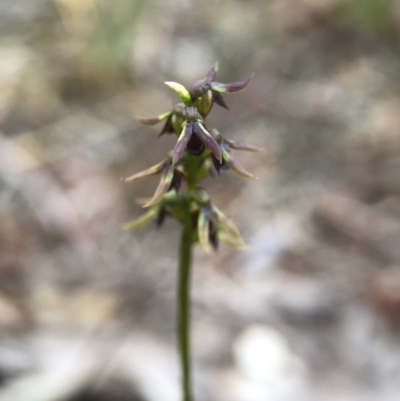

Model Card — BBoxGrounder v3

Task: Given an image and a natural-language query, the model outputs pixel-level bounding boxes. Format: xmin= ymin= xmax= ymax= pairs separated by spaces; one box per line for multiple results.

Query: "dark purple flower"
xmin=122 ymin=158 xmax=185 ymax=207
xmin=172 ymin=106 xmax=222 ymax=165
xmin=189 ymin=62 xmax=254 ymax=116
xmin=197 ymin=202 xmax=246 ymax=253
xmin=137 ymin=103 xmax=186 ymax=136
xmin=207 ymin=129 xmax=261 ymax=179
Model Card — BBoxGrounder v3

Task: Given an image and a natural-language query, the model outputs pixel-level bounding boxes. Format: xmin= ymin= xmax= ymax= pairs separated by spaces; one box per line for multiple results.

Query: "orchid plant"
xmin=124 ymin=63 xmax=258 ymax=401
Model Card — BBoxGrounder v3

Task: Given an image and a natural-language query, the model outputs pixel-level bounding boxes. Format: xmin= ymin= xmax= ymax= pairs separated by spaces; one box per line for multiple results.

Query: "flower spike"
xmin=127 ymin=63 xmax=258 ymax=401
xmin=129 ymin=64 xmax=257 ymax=252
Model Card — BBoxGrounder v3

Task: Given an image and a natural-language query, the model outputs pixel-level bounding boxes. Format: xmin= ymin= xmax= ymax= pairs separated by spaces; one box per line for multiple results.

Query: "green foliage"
xmin=344 ymin=0 xmax=392 ymax=36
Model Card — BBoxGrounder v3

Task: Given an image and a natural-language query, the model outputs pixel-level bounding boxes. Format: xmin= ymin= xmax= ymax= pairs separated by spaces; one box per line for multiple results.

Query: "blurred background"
xmin=2 ymin=0 xmax=400 ymax=400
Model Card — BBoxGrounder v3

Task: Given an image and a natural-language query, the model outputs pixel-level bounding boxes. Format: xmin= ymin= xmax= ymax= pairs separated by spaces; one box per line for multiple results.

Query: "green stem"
xmin=178 ymin=209 xmax=193 ymax=401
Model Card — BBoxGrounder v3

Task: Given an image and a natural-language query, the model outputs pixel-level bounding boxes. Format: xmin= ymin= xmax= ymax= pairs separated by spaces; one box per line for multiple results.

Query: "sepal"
xmin=218 ymin=230 xmax=247 ymax=250
xmin=210 ymin=73 xmax=254 ymax=93
xmin=195 ymin=90 xmax=213 ymax=117
xmin=206 ymin=61 xmax=219 ymax=81
xmin=143 ymin=167 xmax=175 ymax=207
xmin=213 ymin=206 xmax=245 ymax=244
xmin=165 ymin=82 xmax=192 ymax=105
xmin=122 ymin=160 xmax=166 ymax=182
xmin=173 ymin=122 xmax=193 ymax=165
xmin=194 ymin=123 xmax=222 ymax=163
xmin=221 ymin=145 xmax=255 ymax=179
xmin=137 ymin=111 xmax=171 ymax=125
xmin=198 ymin=207 xmax=212 ymax=253
xmin=212 ymin=91 xmax=229 ymax=109
xmin=227 ymin=140 xmax=263 ymax=152
xmin=123 ymin=206 xmax=160 ymax=230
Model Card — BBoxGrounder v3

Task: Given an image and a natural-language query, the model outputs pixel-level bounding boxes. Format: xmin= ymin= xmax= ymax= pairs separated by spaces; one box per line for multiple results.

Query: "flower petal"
xmin=227 ymin=140 xmax=263 ymax=152
xmin=172 ymin=122 xmax=193 ymax=165
xmin=170 ymin=169 xmax=184 ymax=192
xmin=156 ymin=207 xmax=167 ymax=227
xmin=164 ymin=82 xmax=192 ymax=105
xmin=209 ymin=223 xmax=219 ymax=250
xmin=212 ymin=91 xmax=229 ymax=110
xmin=195 ymin=90 xmax=213 ymax=117
xmin=137 ymin=111 xmax=171 ymax=125
xmin=189 ymin=79 xmax=209 ymax=100
xmin=143 ymin=167 xmax=175 ymax=207
xmin=186 ymin=133 xmax=205 ymax=156
xmin=172 ymin=114 xmax=185 ymax=136
xmin=218 ymin=230 xmax=247 ymax=250
xmin=192 ymin=187 xmax=211 ymax=205
xmin=123 ymin=207 xmax=159 ymax=230
xmin=193 ymin=122 xmax=222 ymax=163
xmin=122 ymin=161 xmax=166 ymax=183
xmin=196 ymin=158 xmax=214 ymax=182
xmin=206 ymin=61 xmax=219 ymax=81
xmin=159 ymin=115 xmax=175 ymax=136
xmin=212 ymin=206 xmax=245 ymax=244
xmin=211 ymin=154 xmax=222 ymax=176
xmin=210 ymin=73 xmax=254 ymax=93
xmin=221 ymin=146 xmax=255 ymax=178
xmin=198 ymin=207 xmax=212 ymax=254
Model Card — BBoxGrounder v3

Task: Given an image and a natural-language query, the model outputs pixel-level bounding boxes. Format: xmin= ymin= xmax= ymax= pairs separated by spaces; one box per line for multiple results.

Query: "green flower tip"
xmin=123 ymin=207 xmax=159 ymax=230
xmin=218 ymin=230 xmax=248 ymax=250
xmin=136 ymin=112 xmax=171 ymax=125
xmin=122 ymin=160 xmax=166 ymax=183
xmin=164 ymin=82 xmax=192 ymax=105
